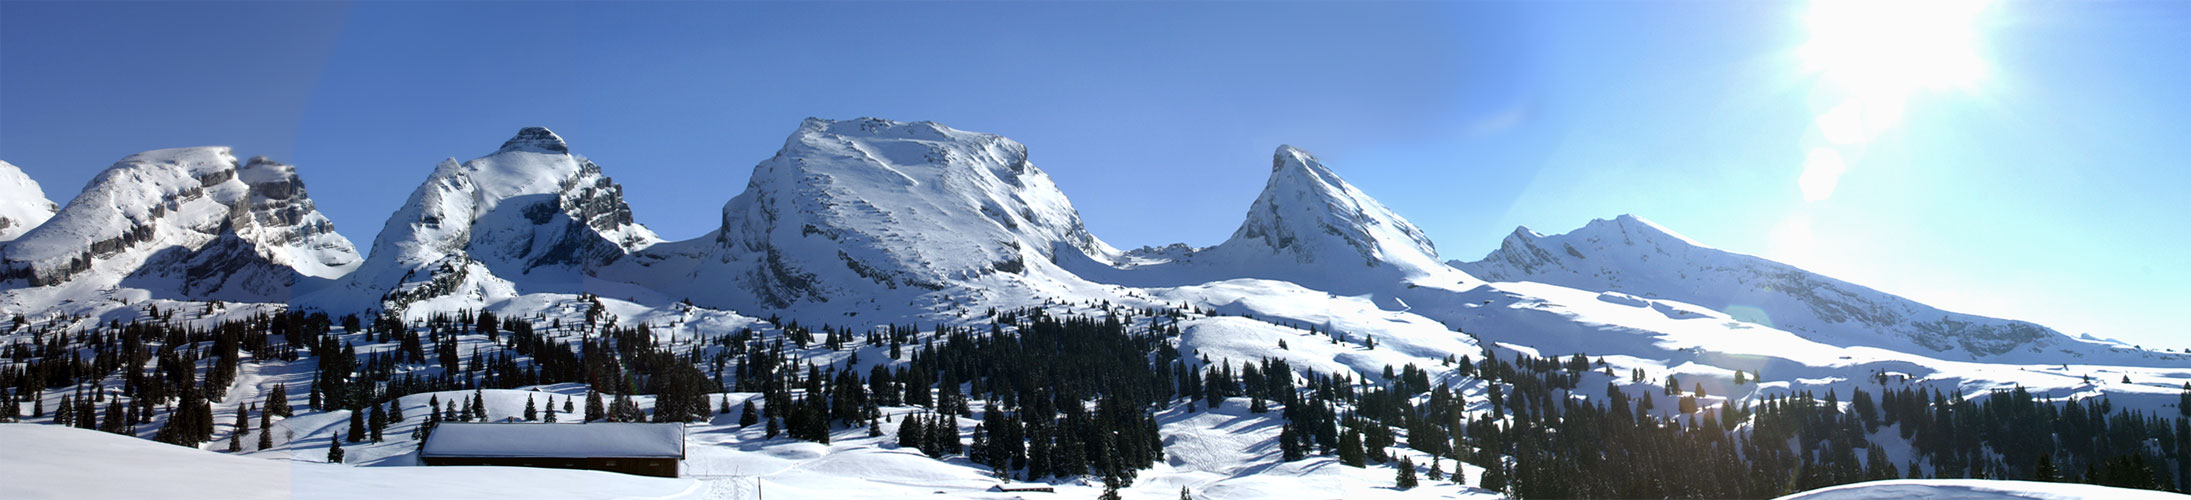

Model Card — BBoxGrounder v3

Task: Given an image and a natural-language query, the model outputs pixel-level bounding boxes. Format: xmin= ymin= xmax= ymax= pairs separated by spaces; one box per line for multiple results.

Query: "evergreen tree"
xmin=899 ymin=414 xmax=925 ymax=450
xmin=1395 ymin=456 xmax=1419 ymax=489
xmin=1339 ymin=430 xmax=1366 ymax=467
xmin=1427 ymin=456 xmax=1445 ymax=481
xmin=524 ymin=394 xmax=538 ymax=421
xmin=368 ymin=404 xmax=387 ymax=443
xmin=345 ymin=409 xmax=366 ymax=442
xmin=1481 ymin=462 xmax=1509 ymax=494
xmin=1280 ymin=424 xmax=1306 ymax=461
xmin=1366 ymin=425 xmax=1394 ymax=463
xmin=586 ymin=391 xmax=605 ymax=422
xmin=257 ymin=413 xmax=275 ymax=450
xmin=2180 ymin=382 xmax=2190 ymax=417
xmin=740 ymin=400 xmax=759 ymax=427
xmin=227 ymin=405 xmax=247 ymax=452
xmin=266 ymin=384 xmax=290 ymax=417
xmin=327 ymin=437 xmax=345 ymax=464
xmin=2035 ymin=454 xmax=2058 ymax=482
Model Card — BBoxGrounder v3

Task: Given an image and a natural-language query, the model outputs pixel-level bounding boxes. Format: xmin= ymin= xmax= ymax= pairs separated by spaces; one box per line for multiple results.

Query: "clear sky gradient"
xmin=3 ymin=1 xmax=2184 ymax=348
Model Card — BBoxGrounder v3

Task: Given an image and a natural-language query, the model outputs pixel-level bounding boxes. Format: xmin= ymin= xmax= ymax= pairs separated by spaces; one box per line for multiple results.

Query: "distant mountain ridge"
xmin=1452 ymin=214 xmax=2153 ymax=364
xmin=0 ymin=117 xmax=2168 ymax=368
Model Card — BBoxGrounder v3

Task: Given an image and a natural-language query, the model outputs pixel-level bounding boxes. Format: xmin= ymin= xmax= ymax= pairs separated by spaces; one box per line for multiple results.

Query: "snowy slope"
xmin=323 ymin=127 xmax=661 ymax=315
xmin=0 ymin=148 xmax=360 ymax=304
xmin=1775 ymin=479 xmax=2186 ymax=500
xmin=1068 ymin=145 xmax=1474 ymax=300
xmin=0 ymin=424 xmax=703 ymax=500
xmin=613 ymin=117 xmax=1124 ymax=318
xmin=1451 ymin=215 xmax=2183 ymax=366
xmin=0 ymin=160 xmax=58 ymax=242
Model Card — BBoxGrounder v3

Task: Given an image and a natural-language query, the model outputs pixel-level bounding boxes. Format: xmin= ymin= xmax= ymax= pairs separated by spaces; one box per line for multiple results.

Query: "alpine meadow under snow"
xmin=2 ymin=118 xmax=2186 ymax=500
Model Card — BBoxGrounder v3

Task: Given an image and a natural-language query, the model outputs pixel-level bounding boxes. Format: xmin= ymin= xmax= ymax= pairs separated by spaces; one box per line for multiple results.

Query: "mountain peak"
xmin=1578 ymin=213 xmax=1711 ymax=250
xmin=1507 ymin=225 xmax=1542 ymax=242
xmin=681 ymin=116 xmax=1112 ymax=310
xmin=1272 ymin=144 xmax=1317 ymax=171
xmin=1145 ymin=144 xmax=1453 ymax=294
xmin=0 ymin=160 xmax=58 ymax=242
xmin=799 ymin=116 xmax=958 ymax=141
xmin=497 ymin=127 xmax=569 ymax=155
xmin=1230 ymin=145 xmax=1437 ymax=261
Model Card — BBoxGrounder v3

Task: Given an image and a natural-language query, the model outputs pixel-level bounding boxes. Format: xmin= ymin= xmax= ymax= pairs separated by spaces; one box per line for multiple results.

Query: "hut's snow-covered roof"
xmin=420 ymin=423 xmax=684 ymax=458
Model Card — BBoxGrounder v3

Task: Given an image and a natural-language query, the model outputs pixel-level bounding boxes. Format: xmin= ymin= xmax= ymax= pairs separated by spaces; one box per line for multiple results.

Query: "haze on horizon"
xmin=2 ymin=1 xmax=2184 ymax=349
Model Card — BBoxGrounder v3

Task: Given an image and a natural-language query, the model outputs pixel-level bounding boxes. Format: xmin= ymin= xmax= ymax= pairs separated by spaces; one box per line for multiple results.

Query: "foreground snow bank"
xmin=0 ymin=424 xmax=703 ymax=500
xmin=1777 ymin=479 xmax=2184 ymax=500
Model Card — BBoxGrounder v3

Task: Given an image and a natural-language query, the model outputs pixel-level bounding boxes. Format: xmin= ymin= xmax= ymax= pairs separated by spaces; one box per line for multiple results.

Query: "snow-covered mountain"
xmin=1451 ymin=214 xmax=2171 ymax=365
xmin=4 ymin=117 xmax=2187 ymax=500
xmin=0 ymin=148 xmax=359 ymax=303
xmin=0 ymin=161 xmax=59 ymax=242
xmin=616 ymin=117 xmax=1121 ymax=315
xmin=325 ymin=127 xmax=661 ymax=314
xmin=1069 ymin=145 xmax=1469 ymax=300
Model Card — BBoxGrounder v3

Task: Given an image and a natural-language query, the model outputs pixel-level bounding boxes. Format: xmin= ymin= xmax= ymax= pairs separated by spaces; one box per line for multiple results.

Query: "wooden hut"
xmin=418 ymin=422 xmax=684 ymax=478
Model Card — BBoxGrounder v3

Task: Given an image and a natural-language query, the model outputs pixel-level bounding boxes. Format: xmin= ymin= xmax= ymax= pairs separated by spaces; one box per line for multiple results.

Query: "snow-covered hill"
xmin=1774 ymin=479 xmax=2186 ymax=500
xmin=0 ymin=424 xmax=704 ymax=500
xmin=611 ymin=117 xmax=1125 ymax=319
xmin=319 ymin=127 xmax=661 ymax=316
xmin=1450 ymin=215 xmax=2183 ymax=366
xmin=0 ymin=148 xmax=359 ymax=306
xmin=0 ymin=160 xmax=58 ymax=242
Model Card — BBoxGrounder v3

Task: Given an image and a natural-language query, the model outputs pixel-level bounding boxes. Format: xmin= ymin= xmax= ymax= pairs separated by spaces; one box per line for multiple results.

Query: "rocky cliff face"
xmin=0 ymin=149 xmax=359 ymax=300
xmin=335 ymin=127 xmax=660 ymax=312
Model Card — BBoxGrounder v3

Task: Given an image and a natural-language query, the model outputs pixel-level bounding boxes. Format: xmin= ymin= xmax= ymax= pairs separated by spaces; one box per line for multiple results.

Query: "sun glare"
xmin=1802 ymin=0 xmax=1994 ymax=96
xmin=1792 ymin=0 xmax=1995 ymax=204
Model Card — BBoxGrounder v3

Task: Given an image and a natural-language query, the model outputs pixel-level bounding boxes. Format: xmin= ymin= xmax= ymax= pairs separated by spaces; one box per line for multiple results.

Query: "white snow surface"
xmin=1775 ymin=479 xmax=2188 ymax=500
xmin=1452 ymin=214 xmax=2187 ymax=367
xmin=0 ymin=160 xmax=58 ymax=242
xmin=0 ymin=424 xmax=703 ymax=500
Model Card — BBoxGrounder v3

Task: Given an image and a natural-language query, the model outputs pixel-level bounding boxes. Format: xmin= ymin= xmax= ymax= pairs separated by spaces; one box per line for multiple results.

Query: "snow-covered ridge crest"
xmin=0 ymin=147 xmax=361 ymax=299
xmin=655 ymin=116 xmax=1117 ymax=309
xmin=0 ymin=160 xmax=58 ymax=242
xmin=1453 ymin=214 xmax=2174 ymax=364
xmin=498 ymin=126 xmax=570 ymax=155
xmin=333 ymin=127 xmax=660 ymax=313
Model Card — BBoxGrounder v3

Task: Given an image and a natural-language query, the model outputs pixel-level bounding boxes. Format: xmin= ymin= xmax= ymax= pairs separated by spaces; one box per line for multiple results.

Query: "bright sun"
xmin=1793 ymin=0 xmax=1994 ymax=204
xmin=1801 ymin=0 xmax=1994 ymax=96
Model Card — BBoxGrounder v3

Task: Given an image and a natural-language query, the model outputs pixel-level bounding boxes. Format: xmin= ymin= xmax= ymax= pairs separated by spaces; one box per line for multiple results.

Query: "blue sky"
xmin=3 ymin=1 xmax=2184 ymax=349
